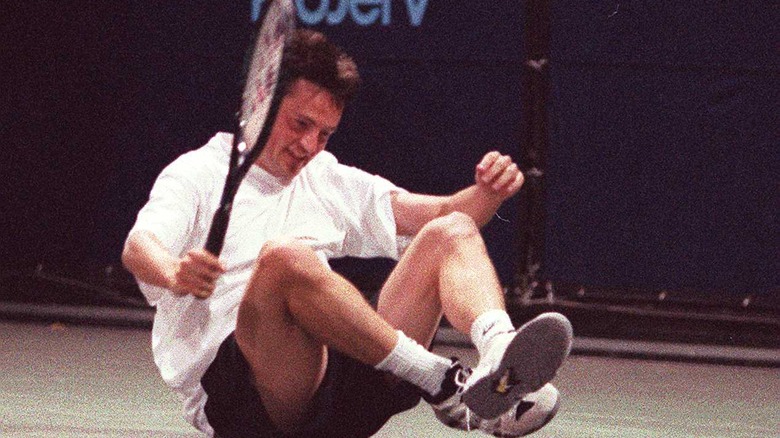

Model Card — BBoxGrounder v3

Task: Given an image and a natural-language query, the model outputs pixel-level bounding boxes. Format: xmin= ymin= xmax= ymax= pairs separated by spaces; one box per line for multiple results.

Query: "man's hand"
xmin=168 ymin=249 xmax=225 ymax=299
xmin=475 ymin=151 xmax=525 ymax=200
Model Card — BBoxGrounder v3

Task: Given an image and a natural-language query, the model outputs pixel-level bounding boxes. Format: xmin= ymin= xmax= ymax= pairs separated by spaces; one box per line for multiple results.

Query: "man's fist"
xmin=169 ymin=249 xmax=225 ymax=299
xmin=475 ymin=151 xmax=524 ymax=200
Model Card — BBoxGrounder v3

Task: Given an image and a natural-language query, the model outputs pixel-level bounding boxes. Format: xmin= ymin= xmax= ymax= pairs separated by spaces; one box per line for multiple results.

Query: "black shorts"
xmin=201 ymin=333 xmax=422 ymax=438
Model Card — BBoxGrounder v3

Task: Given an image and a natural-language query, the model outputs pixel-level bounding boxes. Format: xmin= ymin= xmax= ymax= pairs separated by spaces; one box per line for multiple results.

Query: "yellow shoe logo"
xmin=495 ymin=369 xmax=514 ymax=394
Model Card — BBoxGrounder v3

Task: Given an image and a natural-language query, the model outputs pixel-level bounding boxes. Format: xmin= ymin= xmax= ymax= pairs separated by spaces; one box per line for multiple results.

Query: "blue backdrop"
xmin=1 ymin=1 xmax=776 ymax=303
xmin=544 ymin=0 xmax=778 ymax=301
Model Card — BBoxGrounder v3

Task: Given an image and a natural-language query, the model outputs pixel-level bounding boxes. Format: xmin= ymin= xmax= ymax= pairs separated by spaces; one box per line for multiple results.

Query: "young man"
xmin=123 ymin=29 xmax=572 ymax=437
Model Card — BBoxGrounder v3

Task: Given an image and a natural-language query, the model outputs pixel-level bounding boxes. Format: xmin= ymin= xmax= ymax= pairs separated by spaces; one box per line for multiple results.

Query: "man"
xmin=123 ymin=29 xmax=572 ymax=437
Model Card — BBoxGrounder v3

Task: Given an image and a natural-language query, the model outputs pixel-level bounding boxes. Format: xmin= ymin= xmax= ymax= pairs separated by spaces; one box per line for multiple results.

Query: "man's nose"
xmin=299 ymin=130 xmax=319 ymax=154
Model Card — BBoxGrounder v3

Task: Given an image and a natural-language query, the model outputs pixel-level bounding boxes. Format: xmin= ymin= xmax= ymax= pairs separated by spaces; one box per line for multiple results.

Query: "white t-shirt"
xmin=127 ymin=133 xmax=407 ymax=435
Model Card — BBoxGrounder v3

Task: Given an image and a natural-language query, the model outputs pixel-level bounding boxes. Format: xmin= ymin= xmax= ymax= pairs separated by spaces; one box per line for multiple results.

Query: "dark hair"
xmin=278 ymin=29 xmax=361 ymax=108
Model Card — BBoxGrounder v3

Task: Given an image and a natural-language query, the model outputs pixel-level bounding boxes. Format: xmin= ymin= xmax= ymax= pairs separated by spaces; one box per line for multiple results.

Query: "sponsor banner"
xmin=252 ymin=0 xmax=526 ymax=61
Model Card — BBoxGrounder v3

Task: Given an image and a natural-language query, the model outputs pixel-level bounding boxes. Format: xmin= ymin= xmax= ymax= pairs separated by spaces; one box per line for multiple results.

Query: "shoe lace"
xmin=453 ymin=367 xmax=472 ymax=431
xmin=454 ymin=366 xmax=470 ymax=387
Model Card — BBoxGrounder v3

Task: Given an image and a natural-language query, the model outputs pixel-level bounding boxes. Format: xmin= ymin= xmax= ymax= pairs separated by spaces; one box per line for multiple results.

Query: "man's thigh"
xmin=234 ymin=243 xmax=330 ymax=430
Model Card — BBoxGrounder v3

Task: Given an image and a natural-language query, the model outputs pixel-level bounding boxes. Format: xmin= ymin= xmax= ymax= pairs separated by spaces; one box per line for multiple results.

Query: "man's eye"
xmin=294 ymin=119 xmax=309 ymax=130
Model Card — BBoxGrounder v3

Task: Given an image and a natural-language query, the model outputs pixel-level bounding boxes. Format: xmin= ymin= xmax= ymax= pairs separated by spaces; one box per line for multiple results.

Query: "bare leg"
xmin=379 ymin=212 xmax=572 ymax=429
xmin=235 ymin=238 xmax=398 ymax=431
xmin=378 ymin=212 xmax=505 ymax=347
xmin=235 ymin=213 xmax=507 ymax=430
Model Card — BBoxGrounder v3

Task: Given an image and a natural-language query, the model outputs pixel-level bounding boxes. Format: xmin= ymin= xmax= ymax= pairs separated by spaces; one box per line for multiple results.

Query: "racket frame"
xmin=204 ymin=0 xmax=294 ymax=256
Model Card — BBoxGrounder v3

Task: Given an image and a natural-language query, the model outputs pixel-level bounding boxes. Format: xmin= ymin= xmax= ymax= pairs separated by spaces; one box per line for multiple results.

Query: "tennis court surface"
xmin=2 ymin=319 xmax=777 ymax=437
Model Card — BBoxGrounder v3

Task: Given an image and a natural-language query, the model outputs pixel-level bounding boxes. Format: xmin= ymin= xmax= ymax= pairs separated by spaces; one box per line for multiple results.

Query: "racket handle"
xmin=205 ymin=204 xmax=232 ymax=256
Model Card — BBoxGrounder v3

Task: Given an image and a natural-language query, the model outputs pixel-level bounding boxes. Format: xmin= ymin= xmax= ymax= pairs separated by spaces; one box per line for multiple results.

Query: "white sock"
xmin=470 ymin=309 xmax=515 ymax=357
xmin=375 ymin=330 xmax=453 ymax=397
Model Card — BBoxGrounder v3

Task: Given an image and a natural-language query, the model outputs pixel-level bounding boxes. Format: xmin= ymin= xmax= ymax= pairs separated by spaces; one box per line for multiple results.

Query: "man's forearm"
xmin=444 ymin=185 xmax=504 ymax=228
xmin=392 ymin=186 xmax=504 ymax=236
xmin=393 ymin=151 xmax=522 ymax=236
xmin=122 ymin=230 xmax=177 ymax=289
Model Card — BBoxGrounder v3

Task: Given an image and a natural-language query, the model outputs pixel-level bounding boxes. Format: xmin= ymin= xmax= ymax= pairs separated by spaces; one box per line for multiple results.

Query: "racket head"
xmin=204 ymin=0 xmax=295 ymax=256
xmin=235 ymin=0 xmax=296 ymax=165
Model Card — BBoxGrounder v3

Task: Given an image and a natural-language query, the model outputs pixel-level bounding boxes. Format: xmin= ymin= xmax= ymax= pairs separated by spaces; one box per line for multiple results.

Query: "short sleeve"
xmin=127 ymin=158 xmax=201 ymax=257
xmin=125 ymin=153 xmax=213 ymax=304
xmin=310 ymin=153 xmax=407 ymax=260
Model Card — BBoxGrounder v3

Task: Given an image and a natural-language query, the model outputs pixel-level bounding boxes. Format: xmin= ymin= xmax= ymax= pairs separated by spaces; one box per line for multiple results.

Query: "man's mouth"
xmin=289 ymin=151 xmax=307 ymax=161
xmin=284 ymin=150 xmax=309 ymax=170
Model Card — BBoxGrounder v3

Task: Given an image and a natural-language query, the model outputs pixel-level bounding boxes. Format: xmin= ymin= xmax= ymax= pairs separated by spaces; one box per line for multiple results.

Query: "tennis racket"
xmin=204 ymin=0 xmax=296 ymax=256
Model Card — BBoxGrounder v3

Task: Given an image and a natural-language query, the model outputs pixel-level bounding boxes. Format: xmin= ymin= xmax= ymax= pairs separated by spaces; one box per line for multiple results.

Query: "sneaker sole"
xmin=491 ymin=396 xmax=561 ymax=438
xmin=491 ymin=397 xmax=561 ymax=438
xmin=523 ymin=397 xmax=560 ymax=437
xmin=462 ymin=312 xmax=573 ymax=419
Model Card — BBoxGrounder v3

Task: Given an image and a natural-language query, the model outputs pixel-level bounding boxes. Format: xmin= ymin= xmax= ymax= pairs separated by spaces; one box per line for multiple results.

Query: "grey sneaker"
xmin=423 ymin=358 xmax=469 ymax=405
xmin=434 ymin=382 xmax=561 ymax=437
xmin=462 ymin=312 xmax=573 ymax=419
xmin=424 ymin=359 xmax=471 ymax=427
xmin=479 ymin=383 xmax=561 ymax=437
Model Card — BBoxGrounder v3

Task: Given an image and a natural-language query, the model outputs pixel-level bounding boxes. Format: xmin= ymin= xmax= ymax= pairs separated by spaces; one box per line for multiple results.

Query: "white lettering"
xmin=254 ymin=0 xmax=428 ymax=27
xmin=404 ymin=0 xmax=428 ymax=27
xmin=297 ymin=0 xmax=329 ymax=25
xmin=251 ymin=0 xmax=266 ymax=22
xmin=350 ymin=0 xmax=390 ymax=27
xmin=326 ymin=0 xmax=348 ymax=25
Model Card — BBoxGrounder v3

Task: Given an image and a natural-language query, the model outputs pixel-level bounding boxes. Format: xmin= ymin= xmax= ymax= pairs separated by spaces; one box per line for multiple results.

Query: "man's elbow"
xmin=121 ymin=237 xmax=136 ymax=274
xmin=121 ymin=231 xmax=145 ymax=275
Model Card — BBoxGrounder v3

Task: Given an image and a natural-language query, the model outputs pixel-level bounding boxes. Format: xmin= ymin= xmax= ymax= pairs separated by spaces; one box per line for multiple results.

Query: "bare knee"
xmin=238 ymin=238 xmax=327 ymax=347
xmin=240 ymin=238 xmax=329 ymax=313
xmin=256 ymin=238 xmax=324 ymax=283
xmin=418 ymin=212 xmax=480 ymax=248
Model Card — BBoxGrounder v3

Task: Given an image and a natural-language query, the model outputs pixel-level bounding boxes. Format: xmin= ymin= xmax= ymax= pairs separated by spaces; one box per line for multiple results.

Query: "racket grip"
xmin=205 ymin=204 xmax=232 ymax=256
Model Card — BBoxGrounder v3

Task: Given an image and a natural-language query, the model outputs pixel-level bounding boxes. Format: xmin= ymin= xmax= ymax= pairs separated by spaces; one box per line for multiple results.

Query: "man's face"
xmin=255 ymin=79 xmax=343 ymax=180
